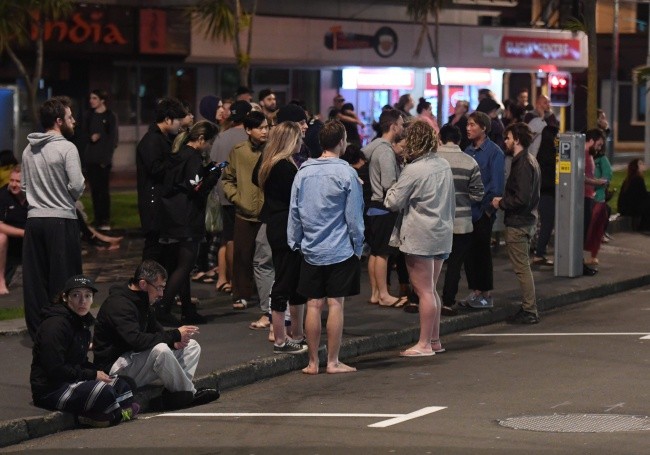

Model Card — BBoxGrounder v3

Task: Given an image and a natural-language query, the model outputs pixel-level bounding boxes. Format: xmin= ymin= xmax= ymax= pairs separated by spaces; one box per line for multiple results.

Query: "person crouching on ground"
xmin=92 ymin=260 xmax=219 ymax=410
xmin=30 ymin=275 xmax=139 ymax=427
xmin=288 ymin=120 xmax=365 ymax=374
xmin=384 ymin=121 xmax=455 ymax=357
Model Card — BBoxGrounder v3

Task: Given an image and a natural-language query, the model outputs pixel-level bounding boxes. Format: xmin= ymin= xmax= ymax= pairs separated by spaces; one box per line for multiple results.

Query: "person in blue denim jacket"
xmin=288 ymin=120 xmax=364 ymax=374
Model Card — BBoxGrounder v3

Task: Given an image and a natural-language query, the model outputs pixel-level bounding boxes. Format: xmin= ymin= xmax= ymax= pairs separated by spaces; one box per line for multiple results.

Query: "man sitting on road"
xmin=92 ymin=260 xmax=219 ymax=410
xmin=0 ymin=165 xmax=27 ymax=294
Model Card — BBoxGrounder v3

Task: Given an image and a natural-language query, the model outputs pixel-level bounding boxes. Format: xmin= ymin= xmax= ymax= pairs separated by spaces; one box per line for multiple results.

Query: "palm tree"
xmin=0 ymin=0 xmax=74 ymax=127
xmin=407 ymin=0 xmax=444 ymax=122
xmin=190 ymin=0 xmax=258 ymax=87
xmin=563 ymin=0 xmax=597 ymax=129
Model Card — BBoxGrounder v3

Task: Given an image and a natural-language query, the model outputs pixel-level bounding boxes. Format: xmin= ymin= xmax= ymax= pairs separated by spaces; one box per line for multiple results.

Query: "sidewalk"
xmin=1 ymin=231 xmax=650 ymax=447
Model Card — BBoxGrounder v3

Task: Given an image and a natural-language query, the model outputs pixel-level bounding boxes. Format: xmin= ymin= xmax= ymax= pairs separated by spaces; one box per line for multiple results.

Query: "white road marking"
xmin=368 ymin=406 xmax=447 ymax=428
xmin=465 ymin=332 xmax=650 ymax=340
xmin=158 ymin=406 xmax=447 ymax=428
xmin=604 ymin=402 xmax=625 ymax=412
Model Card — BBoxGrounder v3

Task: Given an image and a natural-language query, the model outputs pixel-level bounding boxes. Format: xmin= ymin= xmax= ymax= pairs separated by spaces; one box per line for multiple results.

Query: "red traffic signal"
xmin=548 ymin=71 xmax=572 ymax=106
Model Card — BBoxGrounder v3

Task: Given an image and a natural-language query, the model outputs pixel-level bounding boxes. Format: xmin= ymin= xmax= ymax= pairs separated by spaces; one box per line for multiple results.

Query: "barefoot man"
xmin=288 ymin=120 xmax=365 ymax=374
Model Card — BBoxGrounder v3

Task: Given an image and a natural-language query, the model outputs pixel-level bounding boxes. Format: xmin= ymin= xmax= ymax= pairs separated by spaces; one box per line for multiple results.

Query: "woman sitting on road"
xmin=384 ymin=121 xmax=455 ymax=357
xmin=30 ymin=275 xmax=138 ymax=427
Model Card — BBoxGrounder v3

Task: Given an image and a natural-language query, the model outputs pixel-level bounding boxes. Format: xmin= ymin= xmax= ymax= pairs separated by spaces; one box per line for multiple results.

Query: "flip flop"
xmin=249 ymin=316 xmax=270 ymax=330
xmin=232 ymin=299 xmax=249 ymax=310
xmin=378 ymin=296 xmax=407 ymax=308
xmin=216 ymin=283 xmax=232 ymax=293
xmin=367 ymin=300 xmax=379 ymax=305
xmin=400 ymin=348 xmax=435 ymax=357
xmin=197 ymin=274 xmax=217 ymax=284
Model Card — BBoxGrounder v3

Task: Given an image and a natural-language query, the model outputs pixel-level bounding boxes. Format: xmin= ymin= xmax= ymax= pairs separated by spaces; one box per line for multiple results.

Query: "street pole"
xmin=609 ymin=0 xmax=619 ymax=162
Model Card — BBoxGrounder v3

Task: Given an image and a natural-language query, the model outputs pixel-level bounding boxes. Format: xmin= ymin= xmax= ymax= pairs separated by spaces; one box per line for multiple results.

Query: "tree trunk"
xmin=584 ymin=0 xmax=597 ymax=129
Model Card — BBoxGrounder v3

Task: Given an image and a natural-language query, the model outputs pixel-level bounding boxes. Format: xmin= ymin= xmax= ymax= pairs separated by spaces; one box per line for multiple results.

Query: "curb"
xmin=3 ymin=273 xmax=649 ymax=448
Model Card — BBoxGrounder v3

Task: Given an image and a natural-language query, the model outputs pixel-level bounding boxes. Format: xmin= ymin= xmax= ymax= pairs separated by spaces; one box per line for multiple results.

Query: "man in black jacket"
xmin=136 ymin=98 xmax=187 ymax=263
xmin=492 ymin=122 xmax=541 ymax=324
xmin=92 ymin=260 xmax=219 ymax=410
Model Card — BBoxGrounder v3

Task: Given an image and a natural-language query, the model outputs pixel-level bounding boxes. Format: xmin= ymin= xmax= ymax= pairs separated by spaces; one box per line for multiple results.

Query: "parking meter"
xmin=554 ymin=133 xmax=585 ymax=277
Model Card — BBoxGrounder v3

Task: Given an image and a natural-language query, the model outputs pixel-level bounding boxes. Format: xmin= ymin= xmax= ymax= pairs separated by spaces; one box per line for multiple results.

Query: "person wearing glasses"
xmin=92 ymin=260 xmax=220 ymax=410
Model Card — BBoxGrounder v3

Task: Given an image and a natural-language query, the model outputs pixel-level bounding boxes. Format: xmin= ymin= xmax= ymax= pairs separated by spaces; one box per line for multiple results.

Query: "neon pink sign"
xmin=500 ymin=36 xmax=581 ymax=60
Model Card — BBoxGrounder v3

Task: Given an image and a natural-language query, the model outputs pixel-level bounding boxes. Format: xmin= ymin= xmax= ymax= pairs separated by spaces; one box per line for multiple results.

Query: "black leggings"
xmin=160 ymin=240 xmax=199 ymax=316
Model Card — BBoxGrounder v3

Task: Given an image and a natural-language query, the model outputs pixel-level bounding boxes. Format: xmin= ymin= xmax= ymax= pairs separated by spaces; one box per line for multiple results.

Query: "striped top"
xmin=437 ymin=143 xmax=485 ymax=234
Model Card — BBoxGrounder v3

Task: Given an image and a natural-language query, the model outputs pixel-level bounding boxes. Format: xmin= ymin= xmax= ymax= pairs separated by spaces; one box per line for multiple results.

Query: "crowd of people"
xmin=5 ymin=85 xmax=649 ymax=427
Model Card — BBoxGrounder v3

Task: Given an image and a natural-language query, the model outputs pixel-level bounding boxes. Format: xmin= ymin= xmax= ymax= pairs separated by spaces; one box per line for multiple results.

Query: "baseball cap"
xmin=229 ymin=100 xmax=253 ymax=123
xmin=276 ymin=103 xmax=308 ymax=124
xmin=63 ymin=275 xmax=98 ymax=294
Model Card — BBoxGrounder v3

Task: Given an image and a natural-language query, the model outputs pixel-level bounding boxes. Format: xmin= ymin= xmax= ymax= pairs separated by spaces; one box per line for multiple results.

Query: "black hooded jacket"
xmin=30 ymin=304 xmax=96 ymax=399
xmin=92 ymin=284 xmax=181 ymax=372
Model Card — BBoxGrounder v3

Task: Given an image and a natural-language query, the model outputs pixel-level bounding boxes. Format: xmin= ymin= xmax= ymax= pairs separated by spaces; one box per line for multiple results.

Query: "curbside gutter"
xmin=2 ymin=272 xmax=650 ymax=448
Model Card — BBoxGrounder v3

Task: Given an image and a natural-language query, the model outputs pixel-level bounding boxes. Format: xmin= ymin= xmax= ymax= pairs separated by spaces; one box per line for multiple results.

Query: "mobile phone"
xmin=209 ymin=161 xmax=228 ymax=172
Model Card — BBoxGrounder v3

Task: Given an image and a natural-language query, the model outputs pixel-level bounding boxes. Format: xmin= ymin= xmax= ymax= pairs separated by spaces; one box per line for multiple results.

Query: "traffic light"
xmin=548 ymin=71 xmax=572 ymax=106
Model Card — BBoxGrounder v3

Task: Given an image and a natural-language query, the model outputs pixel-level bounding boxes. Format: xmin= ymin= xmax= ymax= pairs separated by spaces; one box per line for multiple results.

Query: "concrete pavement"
xmin=1 ymin=229 xmax=649 ymax=447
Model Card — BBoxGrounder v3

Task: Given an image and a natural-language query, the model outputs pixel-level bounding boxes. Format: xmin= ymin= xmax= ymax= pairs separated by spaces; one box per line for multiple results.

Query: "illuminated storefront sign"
xmin=342 ymin=67 xmax=414 ymax=90
xmin=500 ymin=36 xmax=581 ymax=60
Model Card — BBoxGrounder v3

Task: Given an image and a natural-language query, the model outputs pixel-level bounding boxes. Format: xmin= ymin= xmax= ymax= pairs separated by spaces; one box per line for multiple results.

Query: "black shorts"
xmin=297 ymin=255 xmax=360 ymax=299
xmin=221 ymin=205 xmax=236 ymax=243
xmin=368 ymin=212 xmax=398 ymax=256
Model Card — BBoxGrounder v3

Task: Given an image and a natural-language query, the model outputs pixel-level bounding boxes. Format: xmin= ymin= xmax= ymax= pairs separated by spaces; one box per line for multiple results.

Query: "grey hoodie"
xmin=21 ymin=133 xmax=85 ymax=219
xmin=362 ymin=138 xmax=400 ymax=205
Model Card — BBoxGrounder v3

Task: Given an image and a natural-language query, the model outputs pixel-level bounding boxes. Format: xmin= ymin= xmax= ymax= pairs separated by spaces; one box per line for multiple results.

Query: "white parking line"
xmin=158 ymin=406 xmax=447 ymax=428
xmin=465 ymin=332 xmax=650 ymax=340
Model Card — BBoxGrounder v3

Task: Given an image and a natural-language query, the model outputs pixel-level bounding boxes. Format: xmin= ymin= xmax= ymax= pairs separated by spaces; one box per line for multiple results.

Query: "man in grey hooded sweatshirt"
xmin=21 ymin=97 xmax=85 ymax=341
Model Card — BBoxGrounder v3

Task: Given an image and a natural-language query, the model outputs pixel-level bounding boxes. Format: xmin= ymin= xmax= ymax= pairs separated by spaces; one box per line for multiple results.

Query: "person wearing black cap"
xmin=235 ymin=86 xmax=253 ymax=103
xmin=31 ymin=275 xmax=139 ymax=427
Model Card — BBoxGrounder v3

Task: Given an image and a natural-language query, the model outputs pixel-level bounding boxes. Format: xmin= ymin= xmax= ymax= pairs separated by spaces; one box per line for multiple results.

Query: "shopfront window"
xmin=632 ymin=67 xmax=648 ymax=126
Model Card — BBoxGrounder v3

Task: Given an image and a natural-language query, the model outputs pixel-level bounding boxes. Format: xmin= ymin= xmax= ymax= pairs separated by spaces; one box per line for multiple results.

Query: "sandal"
xmin=232 ymin=299 xmax=249 ymax=310
xmin=216 ymin=282 xmax=232 ymax=293
xmin=196 ymin=274 xmax=217 ymax=284
xmin=249 ymin=315 xmax=270 ymax=330
xmin=378 ymin=296 xmax=407 ymax=308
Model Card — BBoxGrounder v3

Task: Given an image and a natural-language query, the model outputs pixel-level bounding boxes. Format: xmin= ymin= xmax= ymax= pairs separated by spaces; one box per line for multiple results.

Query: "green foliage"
xmin=561 ymin=16 xmax=587 ymax=33
xmin=635 ymin=66 xmax=650 ymax=86
xmin=0 ymin=307 xmax=24 ymax=322
xmin=191 ymin=0 xmax=236 ymax=43
xmin=0 ymin=0 xmax=74 ymax=50
xmin=80 ymin=191 xmax=141 ymax=230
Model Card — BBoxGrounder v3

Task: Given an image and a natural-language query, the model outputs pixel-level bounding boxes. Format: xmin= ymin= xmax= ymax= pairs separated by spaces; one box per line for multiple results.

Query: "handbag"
xmin=205 ymin=188 xmax=223 ymax=233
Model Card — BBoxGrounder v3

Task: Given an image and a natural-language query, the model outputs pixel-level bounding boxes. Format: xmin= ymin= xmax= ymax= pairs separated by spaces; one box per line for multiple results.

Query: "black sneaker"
xmin=441 ymin=305 xmax=458 ymax=316
xmin=583 ymin=264 xmax=598 ymax=276
xmin=192 ymin=388 xmax=220 ymax=407
xmin=274 ymin=340 xmax=308 ymax=354
xmin=507 ymin=308 xmax=540 ymax=324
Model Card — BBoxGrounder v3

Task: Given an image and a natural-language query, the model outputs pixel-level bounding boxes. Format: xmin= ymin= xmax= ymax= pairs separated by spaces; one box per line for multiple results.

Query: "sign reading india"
xmin=500 ymin=36 xmax=581 ymax=61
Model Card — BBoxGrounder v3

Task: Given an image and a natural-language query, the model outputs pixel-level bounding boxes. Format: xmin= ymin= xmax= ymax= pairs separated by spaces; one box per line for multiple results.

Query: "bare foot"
xmin=326 ymin=362 xmax=356 ymax=374
xmin=0 ymin=287 xmax=9 ymax=295
xmin=302 ymin=363 xmax=319 ymax=375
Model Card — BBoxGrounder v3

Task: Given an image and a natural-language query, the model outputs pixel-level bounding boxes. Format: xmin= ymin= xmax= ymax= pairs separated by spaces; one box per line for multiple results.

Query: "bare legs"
xmin=0 ymin=233 xmax=9 ymax=295
xmin=215 ymin=241 xmax=233 ymax=291
xmin=368 ymin=255 xmax=400 ymax=305
xmin=272 ymin=304 xmax=305 ymax=345
xmin=302 ymin=297 xmax=356 ymax=375
xmin=401 ymin=255 xmax=444 ymax=355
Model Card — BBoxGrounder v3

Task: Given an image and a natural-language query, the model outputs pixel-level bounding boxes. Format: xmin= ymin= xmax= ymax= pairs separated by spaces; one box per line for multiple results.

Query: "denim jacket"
xmin=287 ymin=158 xmax=365 ymax=265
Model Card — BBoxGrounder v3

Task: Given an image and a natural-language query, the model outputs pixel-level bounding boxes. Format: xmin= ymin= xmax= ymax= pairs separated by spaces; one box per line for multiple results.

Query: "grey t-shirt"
xmin=210 ymin=127 xmax=248 ymax=206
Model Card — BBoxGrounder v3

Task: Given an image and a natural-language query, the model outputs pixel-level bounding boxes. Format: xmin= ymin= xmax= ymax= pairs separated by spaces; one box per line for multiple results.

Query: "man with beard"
xmin=0 ymin=165 xmax=28 ymax=295
xmin=21 ymin=97 xmax=85 ymax=341
xmin=491 ymin=123 xmax=540 ymax=324
xmin=258 ymin=89 xmax=278 ymax=125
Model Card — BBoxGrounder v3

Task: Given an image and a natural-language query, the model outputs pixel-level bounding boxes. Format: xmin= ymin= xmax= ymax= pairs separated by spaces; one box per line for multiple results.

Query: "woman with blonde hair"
xmin=384 ymin=121 xmax=455 ymax=357
xmin=157 ymin=120 xmax=224 ymax=325
xmin=256 ymin=122 xmax=308 ymax=354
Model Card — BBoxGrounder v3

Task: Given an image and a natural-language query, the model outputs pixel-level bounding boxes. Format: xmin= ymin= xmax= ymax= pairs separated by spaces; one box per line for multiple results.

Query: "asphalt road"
xmin=3 ymin=286 xmax=649 ymax=454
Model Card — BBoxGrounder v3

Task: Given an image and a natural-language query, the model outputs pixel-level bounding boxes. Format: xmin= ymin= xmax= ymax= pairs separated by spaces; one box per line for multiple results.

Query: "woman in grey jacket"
xmin=384 ymin=121 xmax=455 ymax=357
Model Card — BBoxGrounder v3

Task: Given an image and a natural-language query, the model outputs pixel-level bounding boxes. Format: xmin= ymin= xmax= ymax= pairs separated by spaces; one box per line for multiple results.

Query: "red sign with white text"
xmin=500 ymin=36 xmax=581 ymax=61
